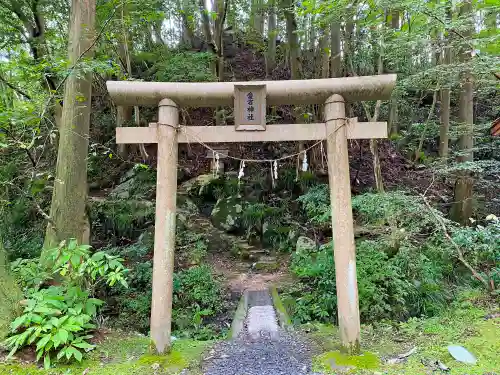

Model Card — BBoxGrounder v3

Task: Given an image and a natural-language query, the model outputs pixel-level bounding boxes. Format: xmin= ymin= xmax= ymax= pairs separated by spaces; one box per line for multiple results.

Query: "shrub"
xmin=451 ymin=217 xmax=500 ymax=290
xmin=287 ymin=190 xmax=468 ymax=324
xmin=3 ymin=239 xmax=128 ymax=369
xmin=112 ymin=243 xmax=226 ymax=339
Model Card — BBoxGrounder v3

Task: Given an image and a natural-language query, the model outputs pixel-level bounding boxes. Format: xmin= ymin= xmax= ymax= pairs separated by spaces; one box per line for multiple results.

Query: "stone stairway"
xmin=178 ymin=191 xmax=280 ymax=273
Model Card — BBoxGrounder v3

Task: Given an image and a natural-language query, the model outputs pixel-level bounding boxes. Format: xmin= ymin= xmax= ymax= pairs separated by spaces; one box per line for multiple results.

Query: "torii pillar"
xmin=107 ymin=75 xmax=396 ymax=354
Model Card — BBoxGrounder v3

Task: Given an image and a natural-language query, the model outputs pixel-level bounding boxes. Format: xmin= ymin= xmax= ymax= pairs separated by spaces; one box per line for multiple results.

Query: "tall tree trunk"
xmin=250 ymin=0 xmax=264 ymax=36
xmin=116 ymin=106 xmax=132 ymax=158
xmin=118 ymin=3 xmax=148 ymax=160
xmin=284 ymin=0 xmax=300 ymax=80
xmin=44 ymin=0 xmax=96 ymax=249
xmin=283 ymin=0 xmax=303 ymax=160
xmin=319 ymin=28 xmax=330 ymax=79
xmin=388 ymin=10 xmax=399 ymax=135
xmin=266 ymin=0 xmax=277 ymax=77
xmin=179 ymin=0 xmax=195 ymax=46
xmin=450 ymin=0 xmax=474 ymax=224
xmin=330 ymin=22 xmax=341 ymax=78
xmin=439 ymin=0 xmax=453 ymax=159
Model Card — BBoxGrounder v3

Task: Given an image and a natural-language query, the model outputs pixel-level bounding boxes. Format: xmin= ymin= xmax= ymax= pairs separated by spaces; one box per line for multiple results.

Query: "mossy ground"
xmin=309 ymin=290 xmax=500 ymax=374
xmin=0 ymin=332 xmax=212 ymax=375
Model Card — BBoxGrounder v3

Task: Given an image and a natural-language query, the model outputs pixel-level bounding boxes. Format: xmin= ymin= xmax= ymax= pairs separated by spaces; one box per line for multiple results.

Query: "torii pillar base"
xmin=325 ymin=94 xmax=361 ymax=354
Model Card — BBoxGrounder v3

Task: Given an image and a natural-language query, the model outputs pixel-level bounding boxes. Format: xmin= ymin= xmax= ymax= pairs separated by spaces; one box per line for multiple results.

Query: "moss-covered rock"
xmin=181 ymin=174 xmax=222 ymax=198
xmin=110 ymin=167 xmax=156 ymax=200
xmin=210 ymin=195 xmax=243 ymax=233
xmin=296 ymin=236 xmax=316 ymax=254
xmin=253 ymin=256 xmax=280 ymax=272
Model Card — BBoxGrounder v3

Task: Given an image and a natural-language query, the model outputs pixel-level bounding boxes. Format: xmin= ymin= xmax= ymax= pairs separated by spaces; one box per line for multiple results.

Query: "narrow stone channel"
xmin=202 ymin=290 xmax=321 ymax=375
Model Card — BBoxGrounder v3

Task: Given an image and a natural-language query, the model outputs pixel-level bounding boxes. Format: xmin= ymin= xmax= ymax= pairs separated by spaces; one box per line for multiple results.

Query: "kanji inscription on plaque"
xmin=234 ymin=84 xmax=266 ymax=131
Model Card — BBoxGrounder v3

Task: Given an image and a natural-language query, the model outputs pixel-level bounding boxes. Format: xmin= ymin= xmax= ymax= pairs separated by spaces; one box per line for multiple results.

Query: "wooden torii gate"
xmin=107 ymin=75 xmax=396 ymax=354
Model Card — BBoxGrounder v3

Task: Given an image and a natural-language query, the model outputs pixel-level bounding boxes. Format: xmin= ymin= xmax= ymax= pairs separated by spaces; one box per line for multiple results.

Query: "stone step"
xmin=253 ymin=257 xmax=280 ymax=272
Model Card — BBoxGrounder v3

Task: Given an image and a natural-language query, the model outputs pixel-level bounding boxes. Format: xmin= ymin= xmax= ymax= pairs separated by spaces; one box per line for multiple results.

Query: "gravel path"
xmin=202 ymin=290 xmax=321 ymax=375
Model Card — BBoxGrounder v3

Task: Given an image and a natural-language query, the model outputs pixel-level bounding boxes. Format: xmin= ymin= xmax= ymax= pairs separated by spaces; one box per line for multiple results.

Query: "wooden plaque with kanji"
xmin=234 ymin=84 xmax=266 ymax=131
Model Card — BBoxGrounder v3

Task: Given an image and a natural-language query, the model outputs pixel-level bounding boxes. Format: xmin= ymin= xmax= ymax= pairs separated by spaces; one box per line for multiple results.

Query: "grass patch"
xmin=308 ymin=290 xmax=500 ymax=374
xmin=0 ymin=332 xmax=212 ymax=375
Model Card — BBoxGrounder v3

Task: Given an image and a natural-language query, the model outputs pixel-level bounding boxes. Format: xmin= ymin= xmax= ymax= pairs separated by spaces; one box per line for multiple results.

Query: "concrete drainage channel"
xmin=202 ymin=287 xmax=322 ymax=375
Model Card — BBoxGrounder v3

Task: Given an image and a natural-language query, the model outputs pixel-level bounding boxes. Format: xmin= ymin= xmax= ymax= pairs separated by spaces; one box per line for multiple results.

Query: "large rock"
xmin=296 ymin=236 xmax=316 ymax=254
xmin=176 ymin=194 xmax=200 ymax=229
xmin=211 ymin=195 xmax=243 ymax=232
xmin=109 ymin=167 xmax=156 ymax=199
xmin=180 ymin=174 xmax=221 ymax=198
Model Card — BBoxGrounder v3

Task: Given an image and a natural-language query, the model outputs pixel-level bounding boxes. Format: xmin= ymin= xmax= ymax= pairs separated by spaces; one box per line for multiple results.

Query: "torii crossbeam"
xmin=107 ymin=75 xmax=397 ymax=354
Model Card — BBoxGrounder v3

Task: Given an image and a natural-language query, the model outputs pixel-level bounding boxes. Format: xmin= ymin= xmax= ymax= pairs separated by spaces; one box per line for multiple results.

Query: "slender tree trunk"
xmin=283 ymin=0 xmax=303 ymax=159
xmin=284 ymin=0 xmax=300 ymax=80
xmin=119 ymin=3 xmax=148 ymax=160
xmin=450 ymin=0 xmax=474 ymax=224
xmin=439 ymin=0 xmax=453 ymax=158
xmin=266 ymin=0 xmax=277 ymax=77
xmin=330 ymin=22 xmax=341 ymax=78
xmin=179 ymin=0 xmax=195 ymax=46
xmin=319 ymin=28 xmax=330 ymax=79
xmin=368 ymin=23 xmax=385 ymax=192
xmin=388 ymin=10 xmax=399 ymax=135
xmin=116 ymin=106 xmax=132 ymax=158
xmin=250 ymin=0 xmax=264 ymax=36
xmin=44 ymin=0 xmax=96 ymax=249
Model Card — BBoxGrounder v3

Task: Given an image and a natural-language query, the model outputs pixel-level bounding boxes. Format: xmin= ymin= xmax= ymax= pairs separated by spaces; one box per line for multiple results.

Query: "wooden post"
xmin=325 ymin=94 xmax=361 ymax=354
xmin=150 ymin=98 xmax=179 ymax=353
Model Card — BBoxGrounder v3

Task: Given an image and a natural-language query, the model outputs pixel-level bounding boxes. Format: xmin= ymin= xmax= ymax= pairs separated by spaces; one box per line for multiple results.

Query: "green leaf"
xmin=44 ymin=354 xmax=51 ymax=369
xmin=72 ymin=342 xmax=94 ymax=350
xmin=57 ymin=347 xmax=66 ymax=360
xmin=58 ymin=329 xmax=69 ymax=344
xmin=36 ymin=334 xmax=52 ymax=351
xmin=68 ymin=346 xmax=83 ymax=362
xmin=11 ymin=315 xmax=27 ymax=331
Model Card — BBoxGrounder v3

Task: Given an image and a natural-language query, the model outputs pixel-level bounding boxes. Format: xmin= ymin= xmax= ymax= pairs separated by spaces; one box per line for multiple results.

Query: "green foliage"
xmin=154 ymin=52 xmax=216 ymax=82
xmin=112 ymin=239 xmax=225 ymax=339
xmin=287 ymin=190 xmax=494 ymax=323
xmin=296 ymin=184 xmax=331 ymax=225
xmin=173 ymin=265 xmax=225 ymax=339
xmin=90 ymin=200 xmax=155 ymax=241
xmin=3 ymin=240 xmax=128 ymax=368
xmin=451 ymin=217 xmax=500 ymax=288
xmin=3 ymin=286 xmax=99 ymax=369
xmin=176 ymin=231 xmax=208 ymax=266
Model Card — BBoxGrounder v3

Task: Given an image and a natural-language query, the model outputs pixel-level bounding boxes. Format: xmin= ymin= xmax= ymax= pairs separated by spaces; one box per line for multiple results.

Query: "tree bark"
xmin=284 ymin=0 xmax=300 ymax=80
xmin=439 ymin=0 xmax=453 ymax=159
xmin=450 ymin=0 xmax=474 ymax=225
xmin=116 ymin=106 xmax=132 ymax=158
xmin=44 ymin=0 xmax=96 ymax=249
xmin=388 ymin=10 xmax=399 ymax=135
xmin=250 ymin=0 xmax=264 ymax=36
xmin=118 ymin=3 xmax=148 ymax=160
xmin=266 ymin=0 xmax=277 ymax=77
xmin=330 ymin=22 xmax=341 ymax=78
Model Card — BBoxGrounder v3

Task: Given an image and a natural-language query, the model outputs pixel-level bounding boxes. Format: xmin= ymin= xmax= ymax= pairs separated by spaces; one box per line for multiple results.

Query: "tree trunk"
xmin=330 ymin=22 xmax=341 ymax=78
xmin=119 ymin=3 xmax=148 ymax=160
xmin=284 ymin=0 xmax=300 ymax=80
xmin=450 ymin=0 xmax=474 ymax=224
xmin=250 ymin=0 xmax=264 ymax=36
xmin=388 ymin=10 xmax=399 ymax=135
xmin=116 ymin=106 xmax=132 ymax=158
xmin=439 ymin=0 xmax=453 ymax=159
xmin=319 ymin=28 xmax=330 ymax=79
xmin=44 ymin=0 xmax=96 ymax=249
xmin=266 ymin=0 xmax=277 ymax=77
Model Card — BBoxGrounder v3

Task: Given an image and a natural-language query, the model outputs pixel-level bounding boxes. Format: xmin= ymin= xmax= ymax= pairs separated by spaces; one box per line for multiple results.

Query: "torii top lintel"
xmin=106 ymin=74 xmax=396 ymax=107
